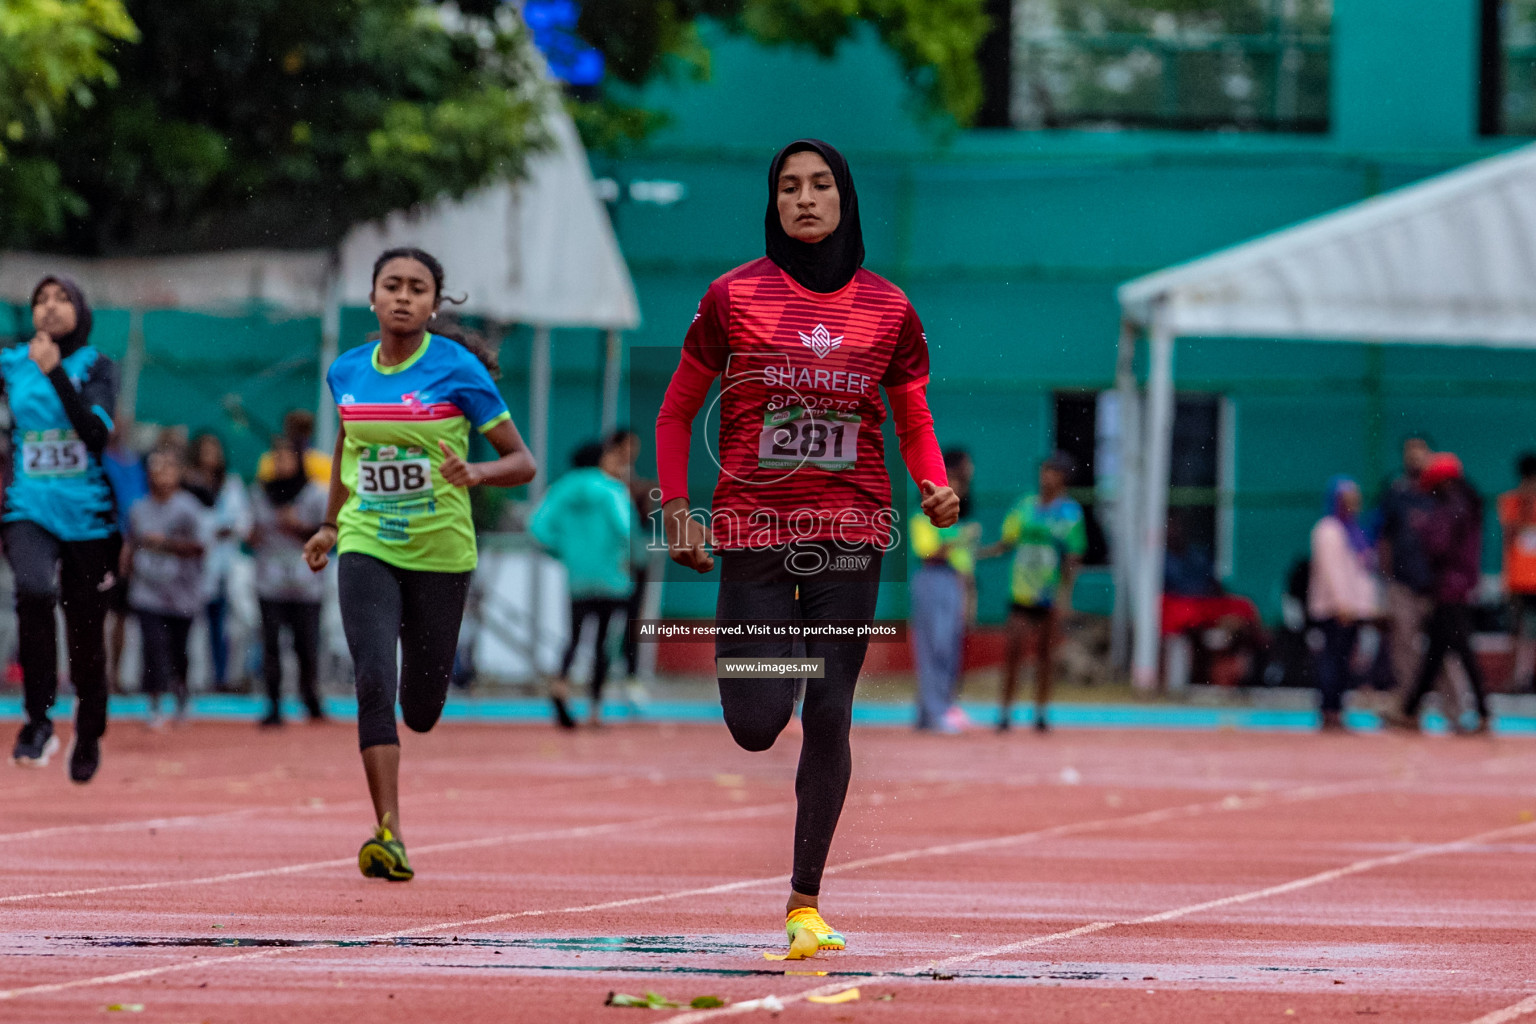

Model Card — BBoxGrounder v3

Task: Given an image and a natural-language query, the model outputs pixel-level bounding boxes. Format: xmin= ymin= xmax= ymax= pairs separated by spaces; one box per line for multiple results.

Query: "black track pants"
xmin=5 ymin=520 xmax=116 ymax=742
xmin=714 ymin=544 xmax=881 ymax=897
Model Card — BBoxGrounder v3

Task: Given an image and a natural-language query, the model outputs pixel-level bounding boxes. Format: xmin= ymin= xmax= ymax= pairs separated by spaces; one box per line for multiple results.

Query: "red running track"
xmin=4 ymin=720 xmax=1536 ymax=1022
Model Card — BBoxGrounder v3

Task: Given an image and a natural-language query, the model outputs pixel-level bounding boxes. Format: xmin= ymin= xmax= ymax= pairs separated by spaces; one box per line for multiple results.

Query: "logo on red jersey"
xmin=798 ymin=323 xmax=843 ymax=359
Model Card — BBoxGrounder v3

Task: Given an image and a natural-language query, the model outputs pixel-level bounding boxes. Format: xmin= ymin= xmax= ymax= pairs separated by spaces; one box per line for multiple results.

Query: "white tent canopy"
xmin=1115 ymin=142 xmax=1536 ymax=688
xmin=337 ymin=111 xmax=638 ymax=331
xmin=0 ymin=249 xmax=331 ymax=314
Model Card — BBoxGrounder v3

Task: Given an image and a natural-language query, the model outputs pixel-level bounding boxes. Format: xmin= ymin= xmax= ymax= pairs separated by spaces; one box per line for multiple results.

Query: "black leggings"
xmin=338 ymin=552 xmax=471 ymax=750
xmin=621 ymin=567 xmax=648 ymax=677
xmin=1404 ymin=602 xmax=1490 ymax=719
xmin=261 ymin=599 xmax=322 ymax=716
xmin=559 ymin=597 xmax=627 ymax=704
xmin=4 ymin=521 xmax=116 ymax=742
xmin=138 ymin=611 xmax=192 ymax=705
xmin=715 ymin=544 xmax=881 ymax=897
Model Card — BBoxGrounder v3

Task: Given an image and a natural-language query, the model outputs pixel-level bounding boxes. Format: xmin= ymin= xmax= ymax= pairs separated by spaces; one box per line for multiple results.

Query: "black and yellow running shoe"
xmin=358 ymin=815 xmax=414 ymax=881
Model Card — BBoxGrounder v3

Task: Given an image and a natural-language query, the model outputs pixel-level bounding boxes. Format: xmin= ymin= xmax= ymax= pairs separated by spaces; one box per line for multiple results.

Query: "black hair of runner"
xmin=29 ymin=275 xmax=93 ymax=356
xmin=370 ymin=247 xmax=502 ymax=379
xmin=764 ymin=139 xmax=864 ymax=294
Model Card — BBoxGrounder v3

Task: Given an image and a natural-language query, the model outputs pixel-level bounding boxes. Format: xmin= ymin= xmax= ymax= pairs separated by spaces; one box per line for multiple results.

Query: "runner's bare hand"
xmin=28 ymin=332 xmax=60 ymax=374
xmin=304 ymin=525 xmax=336 ymax=572
xmin=663 ymin=497 xmax=714 ymax=573
xmin=920 ymin=480 xmax=960 ymax=528
xmin=438 ymin=440 xmax=483 ymax=487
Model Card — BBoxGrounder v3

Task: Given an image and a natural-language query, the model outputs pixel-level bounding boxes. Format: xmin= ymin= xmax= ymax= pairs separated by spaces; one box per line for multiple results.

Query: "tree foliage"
xmin=3 ymin=0 xmax=549 ymax=254
xmin=0 ymin=0 xmax=138 ymax=238
xmin=0 ymin=0 xmax=138 ymax=152
xmin=576 ymin=0 xmax=990 ymax=132
xmin=0 ymin=0 xmax=989 ymax=253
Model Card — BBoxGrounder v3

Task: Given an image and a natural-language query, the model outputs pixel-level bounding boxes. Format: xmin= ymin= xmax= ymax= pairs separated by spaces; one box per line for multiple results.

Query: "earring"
xmin=430 ymin=312 xmax=437 ymax=319
xmin=369 ymin=304 xmax=374 ymax=311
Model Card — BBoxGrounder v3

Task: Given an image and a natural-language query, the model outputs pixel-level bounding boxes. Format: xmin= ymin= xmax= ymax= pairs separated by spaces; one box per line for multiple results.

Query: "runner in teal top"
xmin=6 ymin=276 xmax=121 ymax=784
xmin=304 ymin=247 xmax=537 ymax=882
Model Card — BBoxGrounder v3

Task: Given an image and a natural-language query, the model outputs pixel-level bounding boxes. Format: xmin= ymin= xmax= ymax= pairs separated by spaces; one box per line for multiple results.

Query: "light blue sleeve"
xmin=450 ymin=346 xmax=511 ymax=432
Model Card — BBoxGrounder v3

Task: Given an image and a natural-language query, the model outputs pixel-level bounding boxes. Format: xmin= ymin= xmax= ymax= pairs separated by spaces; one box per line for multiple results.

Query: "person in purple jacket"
xmin=1393 ymin=453 xmax=1491 ymax=734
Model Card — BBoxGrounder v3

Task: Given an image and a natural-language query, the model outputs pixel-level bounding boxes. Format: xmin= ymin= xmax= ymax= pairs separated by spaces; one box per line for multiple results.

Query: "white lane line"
xmin=0 ymin=810 xmax=260 ymax=844
xmin=0 ymin=769 xmax=685 ymax=845
xmin=0 ymin=776 xmax=971 ymax=904
xmin=1465 ymin=995 xmax=1536 ymax=1024
xmin=665 ymin=817 xmax=1536 ymax=1021
xmin=0 ymin=799 xmax=798 ymax=906
xmin=0 ymin=778 xmax=1367 ymax=1001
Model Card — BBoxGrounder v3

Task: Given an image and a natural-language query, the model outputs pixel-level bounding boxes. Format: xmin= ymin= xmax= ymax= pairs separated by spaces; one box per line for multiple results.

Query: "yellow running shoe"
xmin=358 ymin=815 xmax=414 ymax=881
xmin=786 ymin=907 xmax=846 ymax=952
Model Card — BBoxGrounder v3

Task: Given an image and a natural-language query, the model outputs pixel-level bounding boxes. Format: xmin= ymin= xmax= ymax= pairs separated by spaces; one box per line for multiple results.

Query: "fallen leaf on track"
xmin=605 ymin=991 xmax=678 ymax=1008
xmin=104 ymin=1005 xmax=145 ymax=1013
xmin=807 ymin=989 xmax=860 ymax=1004
xmin=690 ymin=997 xmax=727 ymax=1008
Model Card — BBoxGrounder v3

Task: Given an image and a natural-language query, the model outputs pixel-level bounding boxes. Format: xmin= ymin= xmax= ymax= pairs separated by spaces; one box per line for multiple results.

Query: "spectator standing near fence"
xmin=1377 ymin=435 xmax=1440 ymax=705
xmin=257 ymin=409 xmax=333 ymax=486
xmin=531 ymin=441 xmax=635 ymax=729
xmin=984 ymin=452 xmax=1086 ymax=734
xmin=183 ymin=432 xmax=251 ymax=693
xmin=1308 ymin=476 xmax=1379 ymax=731
xmin=1498 ymin=453 xmax=1536 ymax=694
xmin=606 ymin=427 xmax=656 ymax=694
xmin=102 ymin=417 xmax=147 ymax=694
xmin=123 ymin=448 xmax=207 ymax=728
xmin=910 ymin=447 xmax=979 ymax=733
xmin=250 ymin=438 xmax=329 ymax=725
xmin=1391 ymin=454 xmax=1491 ymax=734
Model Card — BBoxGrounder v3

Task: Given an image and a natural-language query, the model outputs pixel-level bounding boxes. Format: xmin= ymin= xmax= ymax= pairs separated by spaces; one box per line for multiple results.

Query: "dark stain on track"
xmin=49 ymin=935 xmax=1272 ymax=985
xmin=58 ymin=934 xmax=767 ymax=954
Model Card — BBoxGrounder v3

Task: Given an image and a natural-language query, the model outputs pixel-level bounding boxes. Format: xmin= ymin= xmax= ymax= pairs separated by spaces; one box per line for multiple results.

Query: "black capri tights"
xmin=338 ymin=552 xmax=471 ymax=751
xmin=715 ymin=544 xmax=881 ymax=897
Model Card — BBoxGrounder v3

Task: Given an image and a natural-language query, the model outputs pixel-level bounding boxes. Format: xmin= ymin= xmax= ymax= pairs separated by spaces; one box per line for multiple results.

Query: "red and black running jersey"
xmin=681 ymin=258 xmax=930 ymax=548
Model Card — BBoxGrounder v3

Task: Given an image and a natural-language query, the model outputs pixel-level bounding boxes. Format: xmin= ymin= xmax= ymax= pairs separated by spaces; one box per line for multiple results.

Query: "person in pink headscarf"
xmin=1309 ymin=476 xmax=1379 ymax=731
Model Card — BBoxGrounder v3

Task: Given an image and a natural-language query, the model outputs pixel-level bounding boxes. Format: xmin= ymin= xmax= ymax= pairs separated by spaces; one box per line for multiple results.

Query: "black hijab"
xmin=29 ymin=275 xmax=94 ymax=356
xmin=263 ymin=442 xmax=309 ymax=507
xmin=764 ymin=139 xmax=864 ymax=294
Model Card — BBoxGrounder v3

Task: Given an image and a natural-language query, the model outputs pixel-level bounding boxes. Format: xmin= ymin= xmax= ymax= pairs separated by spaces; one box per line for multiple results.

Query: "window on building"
xmin=1053 ymin=391 xmax=1111 ymax=566
xmin=1490 ymin=0 xmax=1536 ymax=134
xmin=1057 ymin=390 xmax=1231 ymax=585
xmin=990 ymin=0 xmax=1331 ymax=132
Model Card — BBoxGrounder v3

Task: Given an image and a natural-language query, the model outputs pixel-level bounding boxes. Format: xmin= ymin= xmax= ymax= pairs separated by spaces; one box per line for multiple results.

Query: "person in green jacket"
xmin=531 ymin=440 xmax=636 ymax=728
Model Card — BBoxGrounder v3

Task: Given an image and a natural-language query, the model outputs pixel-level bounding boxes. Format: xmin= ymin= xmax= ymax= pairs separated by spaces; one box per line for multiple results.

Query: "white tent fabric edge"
xmin=1115 ymin=141 xmax=1536 ymax=690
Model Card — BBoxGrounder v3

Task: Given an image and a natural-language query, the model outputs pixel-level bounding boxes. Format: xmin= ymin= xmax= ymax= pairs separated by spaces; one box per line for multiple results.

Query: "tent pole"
xmin=1110 ymin=319 xmax=1139 ymax=672
xmin=316 ymin=264 xmax=341 ymax=453
xmin=601 ymin=328 xmax=622 ymax=437
xmin=1132 ymin=309 xmax=1175 ymax=691
xmin=120 ymin=307 xmax=145 ymax=426
xmin=530 ymin=324 xmax=552 ymax=501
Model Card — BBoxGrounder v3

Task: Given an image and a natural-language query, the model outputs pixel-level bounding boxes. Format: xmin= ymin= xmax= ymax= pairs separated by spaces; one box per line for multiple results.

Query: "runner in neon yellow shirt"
xmin=304 ymin=247 xmax=537 ymax=881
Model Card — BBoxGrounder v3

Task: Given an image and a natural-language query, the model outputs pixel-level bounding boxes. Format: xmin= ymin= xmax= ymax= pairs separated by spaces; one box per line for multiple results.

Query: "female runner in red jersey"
xmin=655 ymin=139 xmax=958 ymax=952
